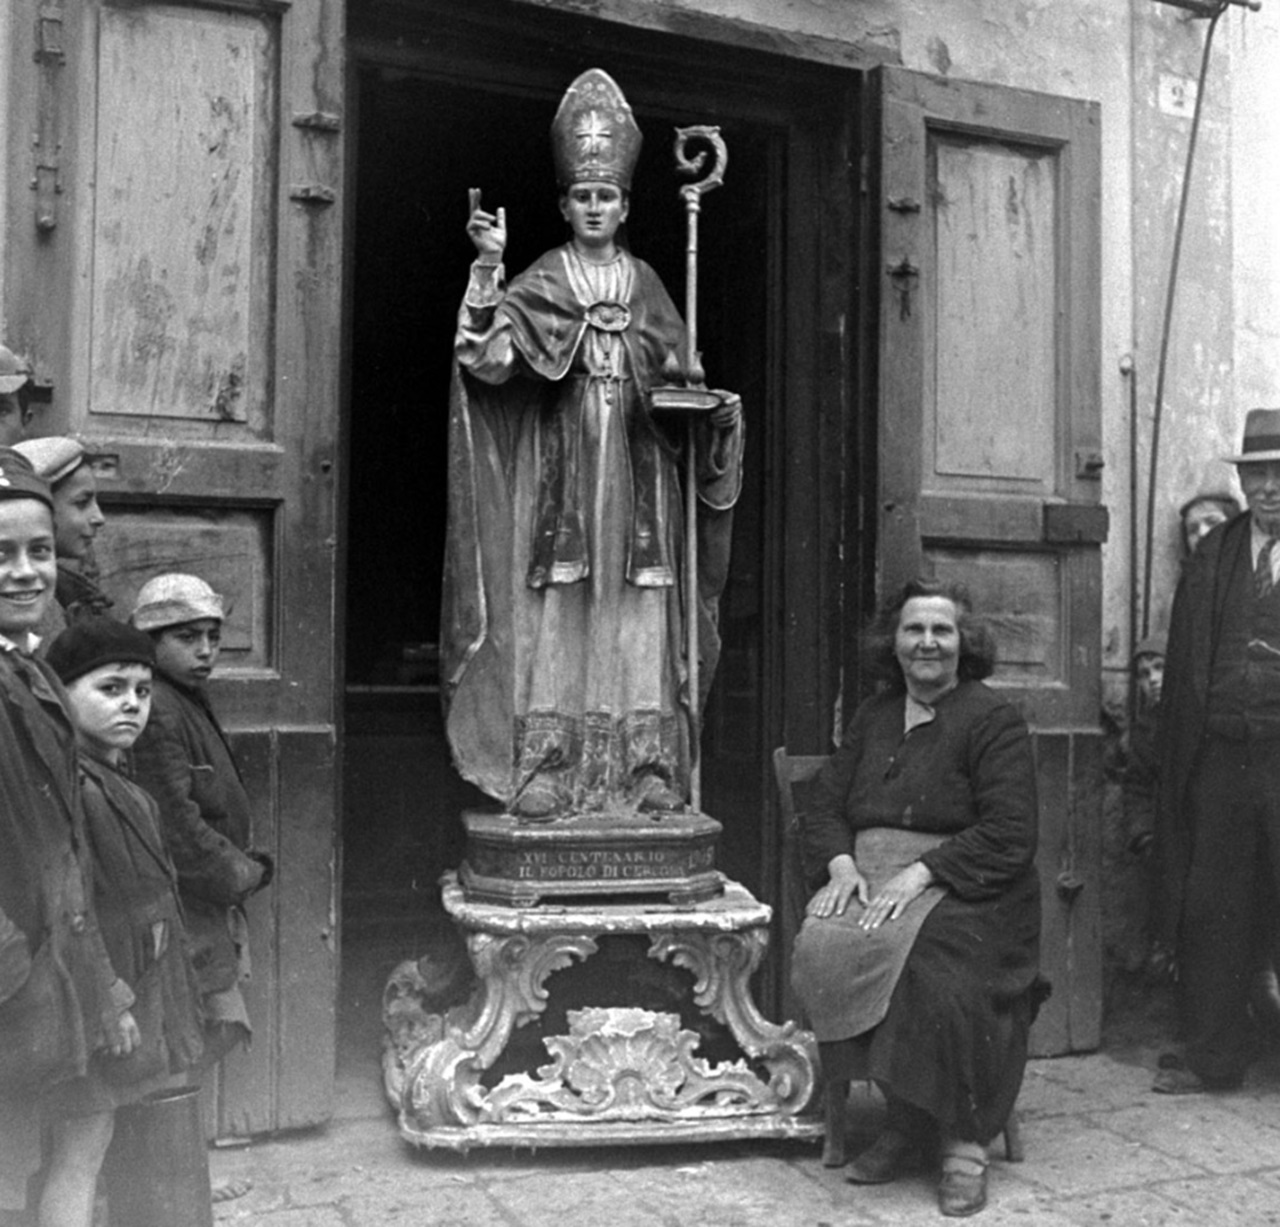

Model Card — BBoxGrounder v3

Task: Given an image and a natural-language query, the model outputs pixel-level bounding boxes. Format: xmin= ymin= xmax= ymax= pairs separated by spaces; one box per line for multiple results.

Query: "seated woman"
xmin=791 ymin=578 xmax=1043 ymax=1218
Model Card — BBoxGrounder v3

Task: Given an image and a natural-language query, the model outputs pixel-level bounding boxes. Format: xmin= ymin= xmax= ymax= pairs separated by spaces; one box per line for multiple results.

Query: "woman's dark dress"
xmin=793 ymin=680 xmax=1042 ymax=1144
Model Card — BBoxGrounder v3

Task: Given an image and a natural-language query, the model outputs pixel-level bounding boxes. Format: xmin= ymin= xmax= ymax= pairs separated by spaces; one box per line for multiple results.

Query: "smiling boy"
xmin=0 ymin=450 xmax=137 ymax=1227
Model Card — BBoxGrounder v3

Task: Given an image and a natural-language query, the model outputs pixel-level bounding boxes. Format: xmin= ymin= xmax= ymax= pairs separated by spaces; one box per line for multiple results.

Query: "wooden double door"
xmin=2 ymin=0 xmax=1103 ymax=1132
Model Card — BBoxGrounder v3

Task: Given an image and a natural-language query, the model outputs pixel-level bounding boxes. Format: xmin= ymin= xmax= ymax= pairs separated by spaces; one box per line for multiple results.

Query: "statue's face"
xmin=560 ymin=182 xmax=629 ymax=252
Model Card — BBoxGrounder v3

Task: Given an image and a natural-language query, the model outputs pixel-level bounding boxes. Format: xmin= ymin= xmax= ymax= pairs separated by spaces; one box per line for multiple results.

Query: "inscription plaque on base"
xmin=459 ymin=809 xmax=724 ymax=906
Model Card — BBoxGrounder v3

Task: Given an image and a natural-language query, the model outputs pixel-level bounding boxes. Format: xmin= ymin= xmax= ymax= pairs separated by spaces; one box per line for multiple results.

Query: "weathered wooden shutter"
xmin=6 ymin=0 xmax=345 ymax=1133
xmin=872 ymin=66 xmax=1105 ymax=1054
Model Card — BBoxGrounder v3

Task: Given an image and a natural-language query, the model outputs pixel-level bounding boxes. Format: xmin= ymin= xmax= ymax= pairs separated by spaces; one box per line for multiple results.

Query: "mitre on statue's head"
xmin=551 ymin=69 xmax=642 ymax=191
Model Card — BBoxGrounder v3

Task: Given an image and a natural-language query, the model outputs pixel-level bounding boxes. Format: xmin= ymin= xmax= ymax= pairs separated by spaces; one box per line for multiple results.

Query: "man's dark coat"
xmin=1155 ymin=511 xmax=1253 ymax=942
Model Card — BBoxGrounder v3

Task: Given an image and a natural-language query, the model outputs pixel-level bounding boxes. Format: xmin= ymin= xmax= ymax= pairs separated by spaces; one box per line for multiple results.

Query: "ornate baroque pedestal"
xmin=383 ymin=874 xmax=821 ymax=1149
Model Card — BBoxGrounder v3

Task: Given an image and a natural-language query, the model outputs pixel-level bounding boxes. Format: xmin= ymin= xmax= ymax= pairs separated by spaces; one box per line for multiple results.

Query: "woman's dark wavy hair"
xmin=862 ymin=577 xmax=997 ymax=689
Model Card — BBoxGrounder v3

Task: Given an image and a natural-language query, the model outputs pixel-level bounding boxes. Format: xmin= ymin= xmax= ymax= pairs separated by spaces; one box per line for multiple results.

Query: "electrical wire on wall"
xmin=1142 ymin=0 xmax=1261 ymax=638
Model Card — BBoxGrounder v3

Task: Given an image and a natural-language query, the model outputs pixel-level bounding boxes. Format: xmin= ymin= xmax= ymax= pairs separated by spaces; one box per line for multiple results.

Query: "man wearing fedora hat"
xmin=1154 ymin=407 xmax=1280 ymax=1093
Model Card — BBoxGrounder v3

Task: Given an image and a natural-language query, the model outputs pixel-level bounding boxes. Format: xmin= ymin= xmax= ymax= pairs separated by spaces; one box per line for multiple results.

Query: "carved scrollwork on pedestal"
xmin=385 ymin=878 xmax=822 ymax=1147
xmin=648 ymin=928 xmax=817 ymax=1115
xmin=482 ymin=1007 xmax=784 ymax=1122
xmin=390 ymin=931 xmax=598 ymax=1133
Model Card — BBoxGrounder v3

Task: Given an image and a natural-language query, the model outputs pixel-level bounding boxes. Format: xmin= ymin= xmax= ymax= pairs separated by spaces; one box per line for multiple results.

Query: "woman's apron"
xmin=791 ymin=827 xmax=947 ymax=1041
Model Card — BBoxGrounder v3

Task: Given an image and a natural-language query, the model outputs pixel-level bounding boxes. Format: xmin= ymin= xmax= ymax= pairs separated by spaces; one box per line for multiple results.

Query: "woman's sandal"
xmin=938 ymin=1143 xmax=988 ymax=1217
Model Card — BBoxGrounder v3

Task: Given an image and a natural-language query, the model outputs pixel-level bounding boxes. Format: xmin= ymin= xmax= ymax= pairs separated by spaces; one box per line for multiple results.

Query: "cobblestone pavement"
xmin=209 ymin=1037 xmax=1280 ymax=1227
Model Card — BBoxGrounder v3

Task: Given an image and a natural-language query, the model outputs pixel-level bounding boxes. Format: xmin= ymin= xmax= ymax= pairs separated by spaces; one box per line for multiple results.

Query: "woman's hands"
xmin=806 ymin=856 xmax=937 ymax=929
xmin=467 ymin=203 xmax=507 ymax=265
xmin=857 ymin=861 xmax=935 ymax=931
xmin=805 ymin=854 xmax=868 ymax=918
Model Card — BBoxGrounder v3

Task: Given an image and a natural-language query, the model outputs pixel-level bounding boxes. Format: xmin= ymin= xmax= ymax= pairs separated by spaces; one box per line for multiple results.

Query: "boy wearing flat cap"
xmin=0 ymin=451 xmax=138 ymax=1227
xmin=1155 ymin=407 xmax=1280 ymax=1093
xmin=128 ymin=574 xmax=272 ymax=1082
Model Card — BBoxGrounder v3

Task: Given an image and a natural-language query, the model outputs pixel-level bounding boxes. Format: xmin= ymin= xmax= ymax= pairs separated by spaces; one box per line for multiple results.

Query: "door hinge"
xmin=1074 ymin=448 xmax=1105 ymax=480
xmin=289 ymin=184 xmax=336 ymax=206
xmin=292 ymin=111 xmax=341 ymax=134
xmin=31 ymin=136 xmax=62 ymax=233
xmin=35 ymin=4 xmax=66 ymax=65
xmin=32 ymin=3 xmax=66 ymax=232
xmin=887 ymin=257 xmax=920 ymax=320
xmin=1055 ymin=872 xmax=1085 ymax=903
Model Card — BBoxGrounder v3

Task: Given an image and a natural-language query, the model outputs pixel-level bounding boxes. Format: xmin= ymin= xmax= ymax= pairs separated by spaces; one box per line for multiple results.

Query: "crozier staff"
xmin=444 ymin=68 xmax=744 ymax=820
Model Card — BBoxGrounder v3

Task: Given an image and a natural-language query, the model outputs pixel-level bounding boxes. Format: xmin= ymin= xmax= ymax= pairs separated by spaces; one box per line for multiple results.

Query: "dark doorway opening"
xmin=333 ymin=13 xmax=839 ymax=1087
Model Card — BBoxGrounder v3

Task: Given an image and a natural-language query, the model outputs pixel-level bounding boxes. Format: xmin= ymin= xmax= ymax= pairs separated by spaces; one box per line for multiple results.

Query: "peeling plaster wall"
xmin=1130 ymin=5 xmax=1235 ymax=653
xmin=1230 ymin=10 xmax=1280 ymax=463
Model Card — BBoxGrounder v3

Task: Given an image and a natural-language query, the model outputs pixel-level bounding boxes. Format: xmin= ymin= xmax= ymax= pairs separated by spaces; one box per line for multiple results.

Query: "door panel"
xmin=873 ymin=67 xmax=1103 ymax=1053
xmin=41 ymin=0 xmax=343 ymax=1134
xmin=89 ymin=3 xmax=275 ymax=427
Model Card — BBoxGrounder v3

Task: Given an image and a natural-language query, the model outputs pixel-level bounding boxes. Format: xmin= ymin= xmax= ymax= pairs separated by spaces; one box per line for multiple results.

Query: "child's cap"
xmin=1132 ymin=633 xmax=1167 ymax=665
xmin=46 ymin=617 xmax=156 ymax=686
xmin=12 ymin=436 xmax=86 ymax=485
xmin=0 ymin=345 xmax=29 ymax=396
xmin=130 ymin=573 xmax=225 ymax=631
xmin=0 ymin=447 xmax=53 ymax=510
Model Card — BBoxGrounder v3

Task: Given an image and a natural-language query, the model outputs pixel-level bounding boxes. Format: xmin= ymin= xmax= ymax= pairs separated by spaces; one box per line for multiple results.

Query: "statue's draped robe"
xmin=444 ymin=245 xmax=744 ymax=813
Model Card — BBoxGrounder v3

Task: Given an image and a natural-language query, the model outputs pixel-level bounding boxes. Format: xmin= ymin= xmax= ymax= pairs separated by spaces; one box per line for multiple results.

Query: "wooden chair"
xmin=772 ymin=747 xmax=849 ymax=1165
xmin=771 ymin=746 xmax=1025 ymax=1169
xmin=772 ymin=746 xmax=828 ymax=1008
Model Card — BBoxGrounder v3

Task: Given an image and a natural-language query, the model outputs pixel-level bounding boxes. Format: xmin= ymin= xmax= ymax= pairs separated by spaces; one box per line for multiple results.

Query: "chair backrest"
xmin=772 ymin=747 xmax=828 ymax=844
xmin=772 ymin=747 xmax=828 ymax=1023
